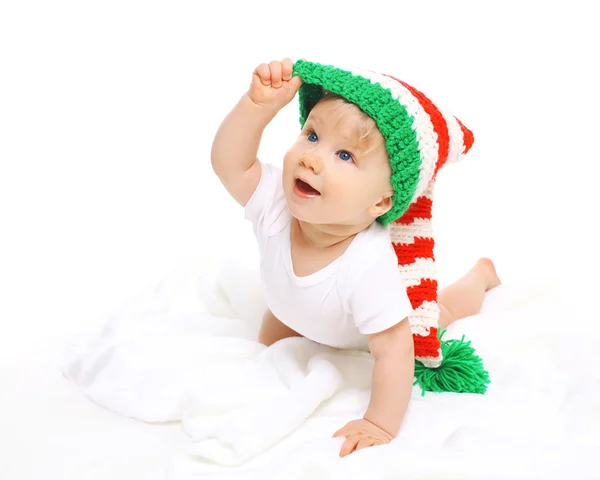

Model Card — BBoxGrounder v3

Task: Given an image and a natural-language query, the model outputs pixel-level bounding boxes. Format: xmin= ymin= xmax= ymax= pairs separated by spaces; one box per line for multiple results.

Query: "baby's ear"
xmin=369 ymin=195 xmax=393 ymax=218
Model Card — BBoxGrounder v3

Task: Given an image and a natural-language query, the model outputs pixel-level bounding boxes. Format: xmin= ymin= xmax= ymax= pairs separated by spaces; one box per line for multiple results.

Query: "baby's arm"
xmin=333 ymin=318 xmax=414 ymax=457
xmin=211 ymin=58 xmax=302 ymax=207
xmin=364 ymin=317 xmax=414 ymax=436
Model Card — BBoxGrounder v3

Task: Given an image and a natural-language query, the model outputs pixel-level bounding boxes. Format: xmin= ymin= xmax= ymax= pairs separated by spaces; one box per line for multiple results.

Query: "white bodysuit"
xmin=244 ymin=163 xmax=414 ymax=350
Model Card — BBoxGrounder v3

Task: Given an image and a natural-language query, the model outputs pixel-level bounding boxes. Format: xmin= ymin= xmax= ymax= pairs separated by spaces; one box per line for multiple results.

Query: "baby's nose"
xmin=300 ymin=151 xmax=323 ymax=174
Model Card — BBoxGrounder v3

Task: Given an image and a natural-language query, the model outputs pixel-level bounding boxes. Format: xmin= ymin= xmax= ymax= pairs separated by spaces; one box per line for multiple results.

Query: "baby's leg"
xmin=438 ymin=257 xmax=502 ymax=330
xmin=258 ymin=308 xmax=303 ymax=346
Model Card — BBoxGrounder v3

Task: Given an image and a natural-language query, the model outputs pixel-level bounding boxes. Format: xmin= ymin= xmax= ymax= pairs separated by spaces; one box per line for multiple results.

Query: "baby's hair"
xmin=315 ymin=90 xmax=386 ymax=157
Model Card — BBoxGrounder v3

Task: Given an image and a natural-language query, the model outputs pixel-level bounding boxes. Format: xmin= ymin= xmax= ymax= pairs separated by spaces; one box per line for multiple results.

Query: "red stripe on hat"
xmin=413 ymin=329 xmax=440 ymax=358
xmin=392 ymin=237 xmax=434 ymax=264
xmin=395 ymin=195 xmax=432 ymax=224
xmin=383 ymin=74 xmax=450 ymax=177
xmin=406 ymin=278 xmax=438 ymax=307
xmin=455 ymin=116 xmax=474 ymax=154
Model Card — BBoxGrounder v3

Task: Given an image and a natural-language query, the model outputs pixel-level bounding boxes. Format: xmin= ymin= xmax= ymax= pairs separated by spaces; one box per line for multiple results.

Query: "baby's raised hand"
xmin=333 ymin=418 xmax=394 ymax=458
xmin=247 ymin=58 xmax=302 ymax=114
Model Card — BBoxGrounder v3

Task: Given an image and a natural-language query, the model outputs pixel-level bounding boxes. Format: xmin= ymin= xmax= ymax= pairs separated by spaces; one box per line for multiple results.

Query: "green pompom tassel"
xmin=413 ymin=330 xmax=490 ymax=395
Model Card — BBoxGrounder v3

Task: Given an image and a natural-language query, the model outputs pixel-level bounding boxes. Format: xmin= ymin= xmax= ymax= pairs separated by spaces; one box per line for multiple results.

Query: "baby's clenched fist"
xmin=247 ymin=58 xmax=302 ymax=114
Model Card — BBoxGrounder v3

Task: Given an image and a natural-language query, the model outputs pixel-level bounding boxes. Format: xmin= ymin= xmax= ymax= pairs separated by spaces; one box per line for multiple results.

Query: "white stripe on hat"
xmin=442 ymin=112 xmax=466 ymax=166
xmin=389 ymin=217 xmax=433 ymax=244
xmin=409 ymin=301 xmax=440 ymax=334
xmin=416 ymin=351 xmax=443 ymax=368
xmin=397 ymin=258 xmax=437 ymax=287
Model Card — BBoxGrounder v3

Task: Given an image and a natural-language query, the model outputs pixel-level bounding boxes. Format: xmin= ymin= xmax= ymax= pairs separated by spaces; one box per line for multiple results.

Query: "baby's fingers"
xmin=281 ymin=57 xmax=293 ymax=81
xmin=355 ymin=437 xmax=380 ymax=453
xmin=339 ymin=434 xmax=361 ymax=458
xmin=332 ymin=425 xmax=352 ymax=438
xmin=269 ymin=60 xmax=283 ymax=87
xmin=253 ymin=63 xmax=271 ymax=86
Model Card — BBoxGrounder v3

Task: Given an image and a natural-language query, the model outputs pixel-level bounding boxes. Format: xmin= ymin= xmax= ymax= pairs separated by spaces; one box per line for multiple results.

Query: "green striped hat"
xmin=292 ymin=59 xmax=475 ymax=226
xmin=292 ymin=60 xmax=489 ymax=395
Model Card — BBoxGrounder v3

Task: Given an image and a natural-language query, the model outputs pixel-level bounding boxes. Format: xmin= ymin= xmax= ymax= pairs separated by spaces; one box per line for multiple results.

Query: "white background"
xmin=1 ymin=0 xmax=598 ymax=477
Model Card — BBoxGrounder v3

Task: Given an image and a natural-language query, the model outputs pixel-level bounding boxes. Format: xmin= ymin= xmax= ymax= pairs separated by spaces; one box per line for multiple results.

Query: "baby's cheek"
xmin=282 ymin=150 xmax=294 ymax=169
xmin=326 ymin=175 xmax=349 ymax=195
xmin=282 ymin=152 xmax=297 ymax=180
xmin=336 ymin=178 xmax=365 ymax=204
xmin=330 ymin=186 xmax=364 ymax=218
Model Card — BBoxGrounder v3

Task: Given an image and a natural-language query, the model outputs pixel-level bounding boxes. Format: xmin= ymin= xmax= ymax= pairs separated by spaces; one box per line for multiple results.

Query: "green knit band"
xmin=292 ymin=60 xmax=422 ymax=225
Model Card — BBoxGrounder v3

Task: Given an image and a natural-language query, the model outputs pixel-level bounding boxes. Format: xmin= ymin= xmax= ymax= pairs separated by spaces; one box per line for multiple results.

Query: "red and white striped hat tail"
xmin=390 ymin=181 xmax=442 ymax=367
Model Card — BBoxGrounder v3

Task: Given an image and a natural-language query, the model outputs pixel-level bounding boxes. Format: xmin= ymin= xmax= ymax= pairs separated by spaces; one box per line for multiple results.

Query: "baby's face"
xmin=282 ymin=99 xmax=393 ymax=226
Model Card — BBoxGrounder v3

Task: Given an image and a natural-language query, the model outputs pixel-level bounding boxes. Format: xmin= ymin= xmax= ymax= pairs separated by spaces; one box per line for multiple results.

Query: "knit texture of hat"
xmin=292 ymin=59 xmax=489 ymax=394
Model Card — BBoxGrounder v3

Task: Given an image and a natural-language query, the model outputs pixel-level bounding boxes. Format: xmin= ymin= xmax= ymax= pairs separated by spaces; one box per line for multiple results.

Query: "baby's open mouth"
xmin=294 ymin=178 xmax=321 ymax=196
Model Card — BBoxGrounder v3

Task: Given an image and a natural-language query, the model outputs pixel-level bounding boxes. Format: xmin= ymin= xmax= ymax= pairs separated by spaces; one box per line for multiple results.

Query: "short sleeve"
xmin=244 ymin=162 xmax=289 ymax=242
xmin=348 ymin=255 xmax=414 ymax=335
xmin=244 ymin=162 xmax=279 ymax=224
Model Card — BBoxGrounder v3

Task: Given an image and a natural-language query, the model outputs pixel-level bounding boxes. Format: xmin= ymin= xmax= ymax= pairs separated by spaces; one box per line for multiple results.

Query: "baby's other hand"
xmin=333 ymin=418 xmax=393 ymax=458
xmin=247 ymin=58 xmax=302 ymax=114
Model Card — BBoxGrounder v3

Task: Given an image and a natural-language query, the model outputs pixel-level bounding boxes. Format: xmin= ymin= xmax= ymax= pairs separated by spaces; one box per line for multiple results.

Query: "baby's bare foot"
xmin=475 ymin=257 xmax=502 ymax=292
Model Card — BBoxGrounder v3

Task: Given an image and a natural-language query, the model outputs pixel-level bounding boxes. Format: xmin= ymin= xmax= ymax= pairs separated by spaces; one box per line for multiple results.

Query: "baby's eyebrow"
xmin=308 ymin=115 xmax=323 ymax=125
xmin=340 ymin=132 xmax=369 ymax=152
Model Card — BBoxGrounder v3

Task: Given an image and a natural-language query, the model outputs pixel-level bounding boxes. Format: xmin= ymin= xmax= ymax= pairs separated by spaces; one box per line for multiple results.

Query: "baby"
xmin=211 ymin=58 xmax=501 ymax=457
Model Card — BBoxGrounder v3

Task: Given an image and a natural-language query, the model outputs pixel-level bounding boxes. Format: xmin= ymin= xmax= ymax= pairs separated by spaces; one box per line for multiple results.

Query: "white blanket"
xmin=61 ymin=255 xmax=599 ymax=478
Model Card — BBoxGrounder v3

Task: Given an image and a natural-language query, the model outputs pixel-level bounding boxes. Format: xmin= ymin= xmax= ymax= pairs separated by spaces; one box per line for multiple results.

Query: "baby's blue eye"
xmin=307 ymin=132 xmax=318 ymax=142
xmin=339 ymin=151 xmax=352 ymax=162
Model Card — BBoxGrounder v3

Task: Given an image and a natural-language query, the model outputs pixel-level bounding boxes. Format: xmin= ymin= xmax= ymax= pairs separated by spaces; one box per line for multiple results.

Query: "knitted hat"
xmin=292 ymin=59 xmax=489 ymax=394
